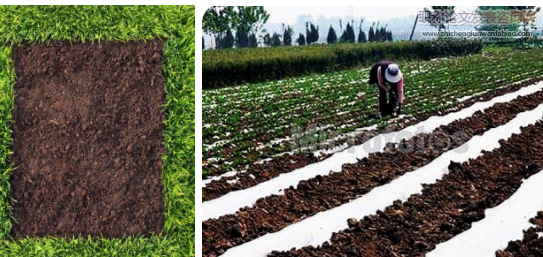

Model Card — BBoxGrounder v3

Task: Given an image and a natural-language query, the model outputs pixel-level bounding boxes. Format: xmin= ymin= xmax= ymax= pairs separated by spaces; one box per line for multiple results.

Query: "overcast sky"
xmin=265 ymin=6 xmax=478 ymax=24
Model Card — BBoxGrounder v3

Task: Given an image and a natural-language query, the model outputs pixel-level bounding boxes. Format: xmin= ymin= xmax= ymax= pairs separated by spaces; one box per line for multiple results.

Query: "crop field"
xmin=0 ymin=6 xmax=194 ymax=256
xmin=202 ymin=45 xmax=543 ymax=256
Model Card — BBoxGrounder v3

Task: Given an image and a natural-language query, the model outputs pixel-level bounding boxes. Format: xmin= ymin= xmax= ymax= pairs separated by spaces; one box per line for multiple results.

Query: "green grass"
xmin=0 ymin=6 xmax=193 ymax=44
xmin=0 ymin=235 xmax=180 ymax=257
xmin=0 ymin=46 xmax=15 ymax=239
xmin=0 ymin=5 xmax=195 ymax=256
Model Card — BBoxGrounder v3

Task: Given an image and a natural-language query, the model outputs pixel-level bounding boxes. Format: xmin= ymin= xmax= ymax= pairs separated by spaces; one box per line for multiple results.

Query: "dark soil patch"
xmin=202 ymin=85 xmax=543 ymax=257
xmin=9 ymin=40 xmax=165 ymax=238
xmin=269 ymin=121 xmax=543 ymax=257
xmin=203 ymin=153 xmax=331 ymax=201
xmin=202 ymin=77 xmax=543 ymax=200
xmin=496 ymin=212 xmax=543 ymax=257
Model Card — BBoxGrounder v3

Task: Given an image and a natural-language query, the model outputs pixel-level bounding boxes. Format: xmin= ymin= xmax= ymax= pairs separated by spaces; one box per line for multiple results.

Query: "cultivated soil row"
xmin=202 ymin=85 xmax=543 ymax=257
xmin=269 ymin=119 xmax=543 ymax=256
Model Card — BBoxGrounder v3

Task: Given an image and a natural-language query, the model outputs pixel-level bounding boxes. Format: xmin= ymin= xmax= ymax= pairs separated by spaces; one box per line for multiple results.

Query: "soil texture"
xmin=10 ymin=39 xmax=166 ymax=238
xmin=269 ymin=120 xmax=543 ymax=256
xmin=496 ymin=212 xmax=543 ymax=257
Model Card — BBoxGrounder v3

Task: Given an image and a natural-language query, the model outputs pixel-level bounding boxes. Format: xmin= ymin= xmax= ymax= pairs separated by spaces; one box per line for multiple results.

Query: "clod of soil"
xmin=10 ymin=40 xmax=166 ymax=238
xmin=269 ymin=120 xmax=543 ymax=256
xmin=496 ymin=211 xmax=543 ymax=257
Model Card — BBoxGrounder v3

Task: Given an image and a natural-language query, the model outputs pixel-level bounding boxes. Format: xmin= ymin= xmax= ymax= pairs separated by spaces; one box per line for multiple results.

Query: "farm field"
xmin=0 ymin=6 xmax=195 ymax=256
xmin=202 ymin=46 xmax=543 ymax=257
xmin=203 ymin=47 xmax=543 ymax=199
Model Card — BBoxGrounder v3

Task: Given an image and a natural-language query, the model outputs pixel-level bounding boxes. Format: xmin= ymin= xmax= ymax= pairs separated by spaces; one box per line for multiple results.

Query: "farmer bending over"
xmin=369 ymin=60 xmax=404 ymax=117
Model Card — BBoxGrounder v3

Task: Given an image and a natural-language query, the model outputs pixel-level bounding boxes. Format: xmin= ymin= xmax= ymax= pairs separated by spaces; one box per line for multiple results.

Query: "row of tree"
xmin=203 ymin=6 xmax=542 ymax=50
xmin=261 ymin=22 xmax=319 ymax=47
xmin=250 ymin=22 xmax=393 ymax=48
xmin=203 ymin=6 xmax=269 ymax=49
xmin=204 ymin=21 xmax=394 ymax=49
xmin=327 ymin=21 xmax=393 ymax=44
xmin=202 ymin=7 xmax=395 ymax=49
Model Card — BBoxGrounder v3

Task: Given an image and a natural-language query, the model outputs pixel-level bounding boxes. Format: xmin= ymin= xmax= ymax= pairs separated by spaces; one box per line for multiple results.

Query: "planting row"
xmin=269 ymin=119 xmax=543 ymax=256
xmin=202 ymin=85 xmax=543 ymax=257
xmin=203 ymin=77 xmax=543 ymax=201
xmin=203 ymin=48 xmax=543 ymax=179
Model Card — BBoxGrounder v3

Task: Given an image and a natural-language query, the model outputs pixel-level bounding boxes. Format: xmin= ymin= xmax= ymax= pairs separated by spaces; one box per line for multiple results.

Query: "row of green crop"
xmin=203 ymin=47 xmax=543 ymax=177
xmin=202 ymin=39 xmax=482 ymax=89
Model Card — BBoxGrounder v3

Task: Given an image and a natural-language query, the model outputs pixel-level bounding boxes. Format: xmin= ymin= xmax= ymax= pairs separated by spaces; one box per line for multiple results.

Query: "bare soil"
xmin=269 ymin=120 xmax=543 ymax=256
xmin=10 ymin=39 xmax=166 ymax=238
xmin=496 ymin=212 xmax=543 ymax=257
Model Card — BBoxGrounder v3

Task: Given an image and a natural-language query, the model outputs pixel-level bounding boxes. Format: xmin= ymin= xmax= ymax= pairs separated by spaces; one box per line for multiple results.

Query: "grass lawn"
xmin=0 ymin=6 xmax=195 ymax=256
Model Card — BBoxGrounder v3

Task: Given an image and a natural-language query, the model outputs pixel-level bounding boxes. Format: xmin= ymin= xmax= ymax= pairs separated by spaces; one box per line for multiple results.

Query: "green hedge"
xmin=203 ymin=39 xmax=482 ymax=89
xmin=484 ymin=38 xmax=543 ymax=49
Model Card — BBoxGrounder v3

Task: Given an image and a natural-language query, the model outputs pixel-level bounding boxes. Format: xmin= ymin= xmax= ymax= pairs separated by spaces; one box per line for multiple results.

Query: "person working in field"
xmin=368 ymin=60 xmax=404 ymax=117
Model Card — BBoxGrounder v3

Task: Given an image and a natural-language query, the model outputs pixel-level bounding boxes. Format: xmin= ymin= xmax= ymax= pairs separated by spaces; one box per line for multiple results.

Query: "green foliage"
xmin=510 ymin=6 xmax=541 ymax=33
xmin=262 ymin=33 xmax=271 ymax=47
xmin=271 ymin=32 xmax=282 ymax=47
xmin=202 ymin=6 xmax=235 ymax=36
xmin=297 ymin=33 xmax=306 ymax=46
xmin=0 ymin=236 xmax=183 ymax=257
xmin=0 ymin=46 xmax=15 ymax=239
xmin=234 ymin=6 xmax=269 ymax=33
xmin=217 ymin=29 xmax=234 ymax=49
xmin=340 ymin=23 xmax=355 ymax=43
xmin=368 ymin=23 xmax=392 ymax=42
xmin=485 ymin=38 xmax=543 ymax=49
xmin=327 ymin=26 xmax=338 ymax=44
xmin=0 ymin=5 xmax=195 ymax=256
xmin=203 ymin=6 xmax=269 ymax=49
xmin=161 ymin=33 xmax=196 ymax=256
xmin=248 ymin=33 xmax=258 ymax=47
xmin=203 ymin=39 xmax=483 ymax=88
xmin=235 ymin=30 xmax=248 ymax=48
xmin=283 ymin=25 xmax=293 ymax=46
xmin=476 ymin=6 xmax=520 ymax=40
xmin=305 ymin=22 xmax=319 ymax=45
xmin=368 ymin=26 xmax=375 ymax=42
xmin=358 ymin=28 xmax=367 ymax=43
xmin=423 ymin=6 xmax=455 ymax=32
